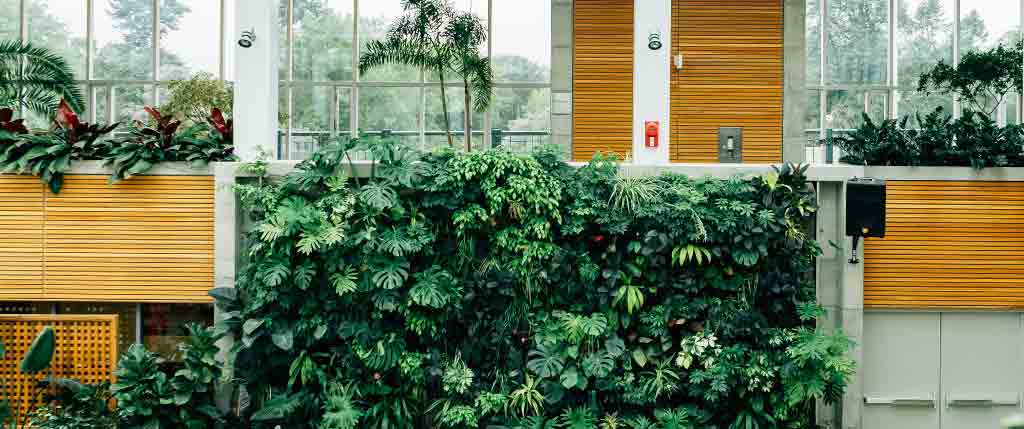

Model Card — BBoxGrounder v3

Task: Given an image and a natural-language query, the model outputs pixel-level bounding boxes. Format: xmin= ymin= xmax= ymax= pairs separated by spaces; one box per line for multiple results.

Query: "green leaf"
xmin=243 ymin=319 xmax=264 ymax=336
xmin=559 ymin=366 xmax=579 ymax=389
xmin=632 ymin=349 xmax=648 ymax=368
xmin=20 ymin=326 xmax=55 ymax=373
xmin=272 ymin=326 xmax=294 ymax=351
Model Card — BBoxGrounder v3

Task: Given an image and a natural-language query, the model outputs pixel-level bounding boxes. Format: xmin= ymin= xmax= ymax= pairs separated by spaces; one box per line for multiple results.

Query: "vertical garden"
xmin=205 ymin=138 xmax=854 ymax=429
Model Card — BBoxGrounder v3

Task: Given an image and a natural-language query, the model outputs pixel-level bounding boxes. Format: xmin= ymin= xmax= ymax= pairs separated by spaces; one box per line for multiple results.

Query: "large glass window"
xmin=7 ymin=0 xmax=231 ymax=126
xmin=809 ymin=0 xmax=1024 ymax=132
xmin=278 ymin=0 xmax=555 ymax=158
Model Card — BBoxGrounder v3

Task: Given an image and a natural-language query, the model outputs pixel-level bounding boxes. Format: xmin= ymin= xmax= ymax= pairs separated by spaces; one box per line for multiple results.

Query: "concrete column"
xmin=551 ymin=0 xmax=573 ymax=155
xmin=837 ymin=180 xmax=865 ymax=429
xmin=815 ymin=181 xmax=846 ymax=428
xmin=783 ymin=0 xmax=808 ymax=163
xmin=632 ymin=0 xmax=671 ymax=165
xmin=233 ymin=0 xmax=280 ymax=160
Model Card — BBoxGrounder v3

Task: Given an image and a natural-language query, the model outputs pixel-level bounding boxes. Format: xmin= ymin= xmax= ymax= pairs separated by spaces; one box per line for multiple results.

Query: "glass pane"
xmin=960 ymin=0 xmax=1021 ymax=55
xmin=142 ymin=303 xmax=213 ymax=361
xmin=160 ymin=0 xmax=221 ymax=80
xmin=362 ymin=86 xmax=419 ymax=132
xmin=896 ymin=89 xmax=952 ymax=126
xmin=289 ymin=85 xmax=333 ymax=159
xmin=338 ymin=87 xmax=352 ymax=134
xmin=225 ymin=0 xmax=236 ymax=80
xmin=61 ymin=302 xmax=138 ymax=357
xmin=897 ymin=0 xmax=954 ymax=88
xmin=279 ymin=0 xmax=289 ymax=80
xmin=358 ymin=0 xmax=420 ymax=82
xmin=806 ymin=0 xmax=821 ymax=83
xmin=1009 ymin=94 xmax=1020 ymax=126
xmin=491 ymin=87 xmax=551 ymax=152
xmin=493 ymin=0 xmax=551 ymax=82
xmin=94 ymin=0 xmax=154 ymax=80
xmin=425 ymin=86 xmax=484 ymax=150
xmin=827 ymin=0 xmax=888 ymax=84
xmin=826 ymin=89 xmax=869 ymax=130
xmin=114 ymin=85 xmax=155 ymax=123
xmin=806 ymin=90 xmax=822 ymax=130
xmin=93 ymin=86 xmax=110 ymax=124
xmin=293 ymin=0 xmax=354 ymax=81
xmin=0 ymin=1 xmax=17 ymax=40
xmin=27 ymin=0 xmax=88 ymax=79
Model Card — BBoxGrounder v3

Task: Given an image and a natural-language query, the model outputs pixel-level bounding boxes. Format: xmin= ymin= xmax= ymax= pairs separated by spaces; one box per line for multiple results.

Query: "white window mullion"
xmin=953 ymin=0 xmax=961 ymax=119
xmin=152 ymin=0 xmax=161 ymax=107
xmin=888 ymin=0 xmax=897 ymax=120
xmin=352 ymin=0 xmax=360 ymax=138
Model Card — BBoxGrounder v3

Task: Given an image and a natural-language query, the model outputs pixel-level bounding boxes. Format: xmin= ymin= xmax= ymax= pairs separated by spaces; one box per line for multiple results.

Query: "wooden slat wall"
xmin=0 ymin=175 xmax=214 ymax=303
xmin=671 ymin=0 xmax=783 ymax=163
xmin=0 ymin=315 xmax=118 ymax=417
xmin=573 ymin=0 xmax=634 ymax=162
xmin=864 ymin=181 xmax=1024 ymax=309
xmin=0 ymin=177 xmax=44 ymax=298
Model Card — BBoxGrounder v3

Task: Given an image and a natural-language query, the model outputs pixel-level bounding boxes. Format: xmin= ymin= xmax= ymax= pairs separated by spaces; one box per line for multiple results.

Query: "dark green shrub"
xmin=30 ymin=380 xmax=117 ymax=429
xmin=214 ymin=138 xmax=853 ymax=429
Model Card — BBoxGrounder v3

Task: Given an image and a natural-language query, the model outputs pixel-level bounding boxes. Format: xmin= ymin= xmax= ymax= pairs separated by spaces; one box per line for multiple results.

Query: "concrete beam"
xmin=632 ymin=0 xmax=672 ymax=164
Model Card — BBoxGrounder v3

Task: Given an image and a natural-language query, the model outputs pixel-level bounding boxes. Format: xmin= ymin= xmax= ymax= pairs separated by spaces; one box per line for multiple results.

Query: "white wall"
xmin=233 ymin=0 xmax=280 ymax=160
xmin=632 ymin=0 xmax=672 ymax=165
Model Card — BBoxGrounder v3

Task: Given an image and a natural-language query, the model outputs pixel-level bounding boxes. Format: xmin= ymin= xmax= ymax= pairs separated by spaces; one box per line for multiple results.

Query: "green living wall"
xmin=216 ymin=139 xmax=853 ymax=429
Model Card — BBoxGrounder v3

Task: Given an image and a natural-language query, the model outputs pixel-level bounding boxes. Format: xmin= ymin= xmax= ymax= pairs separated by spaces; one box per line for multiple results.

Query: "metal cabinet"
xmin=940 ymin=313 xmax=1023 ymax=429
xmin=863 ymin=312 xmax=1024 ymax=429
xmin=863 ymin=313 xmax=941 ymax=429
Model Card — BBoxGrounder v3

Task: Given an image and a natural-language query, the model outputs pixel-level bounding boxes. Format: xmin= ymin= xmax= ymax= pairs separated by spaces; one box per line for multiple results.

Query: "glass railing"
xmin=276 ymin=129 xmax=554 ymax=160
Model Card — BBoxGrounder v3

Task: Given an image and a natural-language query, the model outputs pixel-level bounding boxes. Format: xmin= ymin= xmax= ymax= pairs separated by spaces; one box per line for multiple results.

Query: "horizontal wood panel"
xmin=864 ymin=181 xmax=1024 ymax=310
xmin=0 ymin=175 xmax=214 ymax=303
xmin=573 ymin=0 xmax=634 ymax=161
xmin=671 ymin=0 xmax=783 ymax=163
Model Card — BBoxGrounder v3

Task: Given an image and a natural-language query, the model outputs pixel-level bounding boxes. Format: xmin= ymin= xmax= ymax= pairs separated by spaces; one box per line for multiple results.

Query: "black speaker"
xmin=846 ymin=178 xmax=886 ymax=238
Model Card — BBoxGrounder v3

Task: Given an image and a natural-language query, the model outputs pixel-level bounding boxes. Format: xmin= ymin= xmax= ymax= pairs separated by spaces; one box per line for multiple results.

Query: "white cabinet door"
xmin=941 ymin=313 xmax=1023 ymax=429
xmin=863 ymin=312 xmax=941 ymax=429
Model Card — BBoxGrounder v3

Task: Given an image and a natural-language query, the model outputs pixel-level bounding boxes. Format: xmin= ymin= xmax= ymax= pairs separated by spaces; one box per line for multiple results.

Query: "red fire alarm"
xmin=645 ymin=121 xmax=659 ymax=148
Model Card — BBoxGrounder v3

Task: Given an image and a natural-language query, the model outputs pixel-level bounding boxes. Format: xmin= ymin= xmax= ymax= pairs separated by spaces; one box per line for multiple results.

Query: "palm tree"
xmin=0 ymin=40 xmax=85 ymax=117
xmin=442 ymin=12 xmax=493 ymax=151
xmin=360 ymin=0 xmax=457 ymax=148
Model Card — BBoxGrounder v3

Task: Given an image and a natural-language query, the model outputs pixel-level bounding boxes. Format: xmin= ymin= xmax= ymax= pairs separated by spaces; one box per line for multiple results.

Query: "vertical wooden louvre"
xmin=573 ymin=0 xmax=634 ymax=162
xmin=0 ymin=175 xmax=214 ymax=303
xmin=864 ymin=181 xmax=1024 ymax=309
xmin=671 ymin=0 xmax=783 ymax=163
xmin=0 ymin=315 xmax=118 ymax=417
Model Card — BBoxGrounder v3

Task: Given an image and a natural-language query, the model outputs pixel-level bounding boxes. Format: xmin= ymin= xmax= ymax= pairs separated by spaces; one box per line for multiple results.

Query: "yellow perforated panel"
xmin=0 ymin=315 xmax=118 ymax=417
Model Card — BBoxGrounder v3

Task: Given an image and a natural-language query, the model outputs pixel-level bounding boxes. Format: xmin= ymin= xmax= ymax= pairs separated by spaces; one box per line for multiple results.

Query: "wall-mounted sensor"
xmin=673 ymin=54 xmax=684 ymax=71
xmin=648 ymin=32 xmax=663 ymax=51
xmin=238 ymin=28 xmax=256 ymax=48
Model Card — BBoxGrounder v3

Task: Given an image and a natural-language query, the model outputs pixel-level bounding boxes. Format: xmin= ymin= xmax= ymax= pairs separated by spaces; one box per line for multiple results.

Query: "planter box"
xmin=859 ymin=167 xmax=1024 ymax=310
xmin=0 ymin=162 xmax=215 ymax=303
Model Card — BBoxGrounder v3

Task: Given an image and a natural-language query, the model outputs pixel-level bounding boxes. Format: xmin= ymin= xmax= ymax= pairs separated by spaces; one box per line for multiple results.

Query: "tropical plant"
xmin=833 ymin=107 xmax=1024 ymax=168
xmin=30 ymin=380 xmax=117 ymax=429
xmin=111 ymin=345 xmax=177 ymax=429
xmin=0 ymin=99 xmax=118 ymax=193
xmin=918 ymin=41 xmax=1023 ymax=116
xmin=0 ymin=40 xmax=85 ymax=117
xmin=0 ymin=326 xmax=57 ymax=429
xmin=360 ymin=0 xmax=456 ymax=148
xmin=443 ymin=10 xmax=493 ymax=150
xmin=106 ymin=106 xmax=183 ymax=181
xmin=360 ymin=0 xmax=492 ymax=151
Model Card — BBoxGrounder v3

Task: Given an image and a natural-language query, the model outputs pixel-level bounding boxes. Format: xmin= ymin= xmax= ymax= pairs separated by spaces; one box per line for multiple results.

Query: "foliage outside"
xmin=196 ymin=138 xmax=857 ymax=428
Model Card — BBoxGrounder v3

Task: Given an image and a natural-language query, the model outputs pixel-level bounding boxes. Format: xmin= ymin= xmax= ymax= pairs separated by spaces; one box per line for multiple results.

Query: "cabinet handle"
xmin=945 ymin=393 xmax=1020 ymax=408
xmin=864 ymin=394 xmax=936 ymax=407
